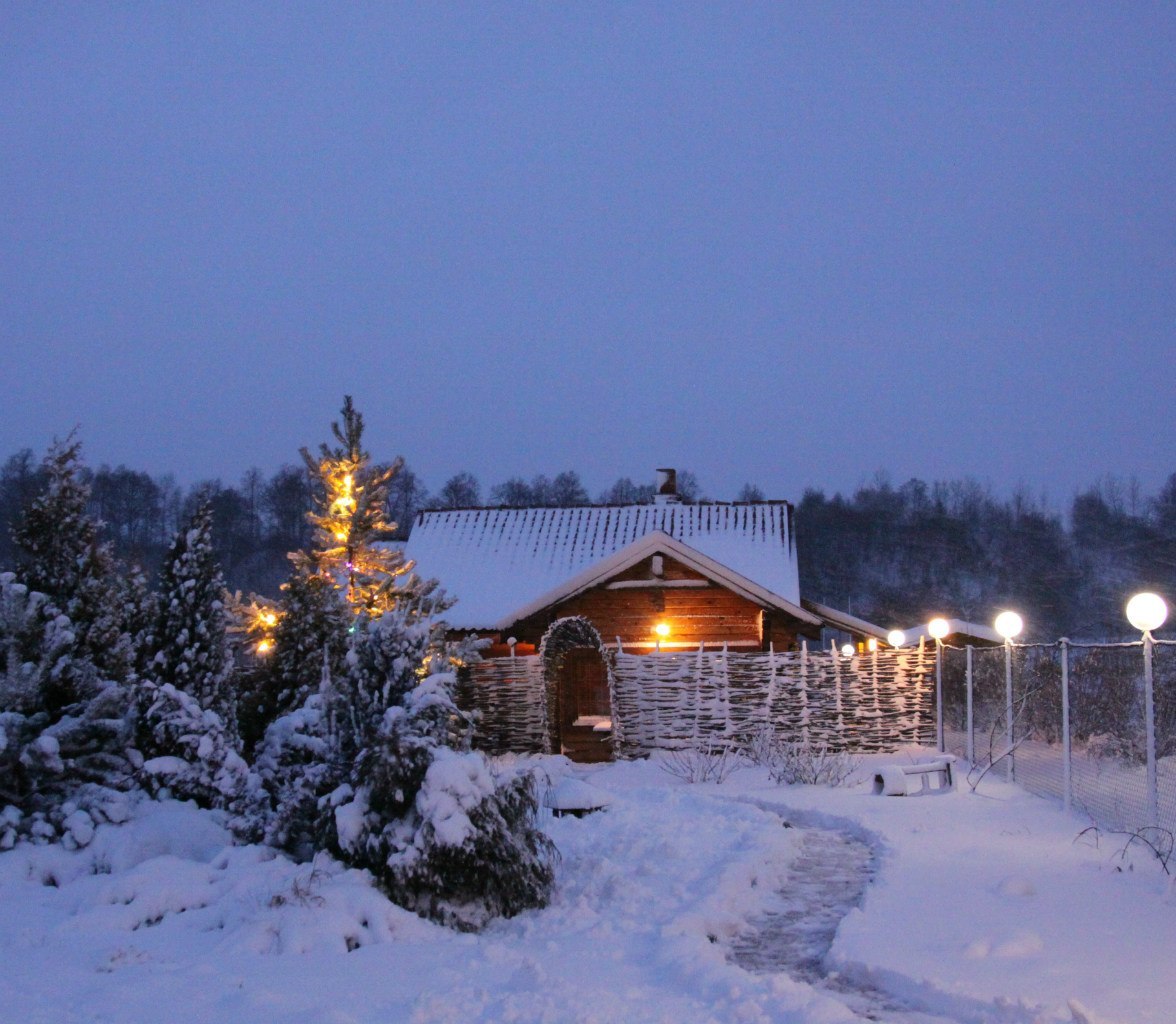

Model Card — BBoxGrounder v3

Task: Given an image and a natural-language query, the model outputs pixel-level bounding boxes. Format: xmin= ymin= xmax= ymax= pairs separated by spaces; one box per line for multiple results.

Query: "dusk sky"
xmin=2 ymin=4 xmax=1173 ymax=506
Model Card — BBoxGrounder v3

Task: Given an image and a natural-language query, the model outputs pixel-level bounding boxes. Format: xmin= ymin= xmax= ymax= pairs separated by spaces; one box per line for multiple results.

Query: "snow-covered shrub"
xmin=255 ymin=691 xmax=340 ymax=859
xmin=765 ymin=739 xmax=860 ymax=787
xmin=332 ymin=677 xmax=557 ymax=930
xmin=657 ymin=742 xmax=741 ymax=785
xmin=317 ymin=609 xmax=556 ymax=930
xmin=136 ymin=681 xmax=260 ymax=828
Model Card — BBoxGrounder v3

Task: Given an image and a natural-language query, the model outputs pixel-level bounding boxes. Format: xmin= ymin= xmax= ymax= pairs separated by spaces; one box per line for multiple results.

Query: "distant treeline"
xmin=0 ymin=449 xmax=1172 ymax=640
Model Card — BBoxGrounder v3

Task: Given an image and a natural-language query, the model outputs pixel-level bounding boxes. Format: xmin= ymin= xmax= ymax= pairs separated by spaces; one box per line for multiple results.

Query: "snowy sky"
xmin=2 ymin=5 xmax=1173 ymax=504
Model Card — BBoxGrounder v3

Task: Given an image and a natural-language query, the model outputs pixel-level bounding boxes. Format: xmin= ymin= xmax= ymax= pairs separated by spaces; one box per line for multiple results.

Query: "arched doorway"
xmin=540 ymin=617 xmax=613 ymax=763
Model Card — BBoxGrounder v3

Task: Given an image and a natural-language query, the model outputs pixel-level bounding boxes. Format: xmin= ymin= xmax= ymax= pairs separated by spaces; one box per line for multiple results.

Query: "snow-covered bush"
xmin=136 ymin=681 xmax=260 ymax=829
xmin=330 ymin=670 xmax=557 ymax=931
xmin=255 ymin=690 xmax=339 ymax=860
xmin=657 ymin=742 xmax=741 ymax=784
xmin=764 ymin=739 xmax=860 ymax=787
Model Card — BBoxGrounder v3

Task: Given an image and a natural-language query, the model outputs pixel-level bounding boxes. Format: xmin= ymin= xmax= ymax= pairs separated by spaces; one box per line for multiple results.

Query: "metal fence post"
xmin=935 ymin=640 xmax=944 ymax=753
xmin=1144 ymin=633 xmax=1159 ymax=827
xmin=965 ymin=645 xmax=974 ymax=765
xmin=1060 ymin=639 xmax=1071 ymax=815
xmin=1004 ymin=639 xmax=1015 ymax=783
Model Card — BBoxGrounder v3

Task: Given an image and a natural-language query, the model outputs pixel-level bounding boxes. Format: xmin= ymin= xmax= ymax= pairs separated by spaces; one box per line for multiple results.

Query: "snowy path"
xmin=729 ymin=825 xmax=962 ymax=1024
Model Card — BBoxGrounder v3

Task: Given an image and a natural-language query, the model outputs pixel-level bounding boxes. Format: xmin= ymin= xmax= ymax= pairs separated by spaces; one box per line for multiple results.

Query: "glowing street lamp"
xmin=994 ymin=611 xmax=1023 ymax=641
xmin=887 ymin=629 xmax=906 ymax=648
xmin=994 ymin=610 xmax=1024 ymax=781
xmin=927 ymin=618 xmax=950 ymax=641
xmin=1127 ymin=592 xmax=1168 ymax=634
xmin=1127 ymin=592 xmax=1168 ymax=827
xmin=840 ymin=643 xmax=855 ymax=658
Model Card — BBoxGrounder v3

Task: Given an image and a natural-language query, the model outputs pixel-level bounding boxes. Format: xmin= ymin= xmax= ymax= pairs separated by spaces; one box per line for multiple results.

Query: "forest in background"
xmin=0 ymin=447 xmax=1172 ymax=642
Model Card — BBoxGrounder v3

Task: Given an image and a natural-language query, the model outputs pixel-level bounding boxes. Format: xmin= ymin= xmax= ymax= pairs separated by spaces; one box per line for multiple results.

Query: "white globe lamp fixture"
xmin=927 ymin=618 xmax=950 ymax=641
xmin=887 ymin=629 xmax=906 ymax=648
xmin=1126 ymin=593 xmax=1168 ymax=634
xmin=994 ymin=611 xmax=1024 ymax=642
xmin=840 ymin=643 xmax=855 ymax=658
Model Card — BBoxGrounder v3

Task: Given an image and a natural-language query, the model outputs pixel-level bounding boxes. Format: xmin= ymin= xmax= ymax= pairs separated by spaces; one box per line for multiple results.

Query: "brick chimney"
xmin=654 ymin=468 xmax=680 ymax=505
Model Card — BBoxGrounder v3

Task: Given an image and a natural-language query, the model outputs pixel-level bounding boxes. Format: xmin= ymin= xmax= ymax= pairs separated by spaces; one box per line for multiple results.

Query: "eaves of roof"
xmin=494 ymin=530 xmax=822 ymax=631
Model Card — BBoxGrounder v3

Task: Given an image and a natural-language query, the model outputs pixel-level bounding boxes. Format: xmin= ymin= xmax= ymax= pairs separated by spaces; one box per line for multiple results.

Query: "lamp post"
xmin=928 ymin=618 xmax=949 ymax=752
xmin=994 ymin=611 xmax=1024 ymax=782
xmin=1126 ymin=592 xmax=1168 ymax=827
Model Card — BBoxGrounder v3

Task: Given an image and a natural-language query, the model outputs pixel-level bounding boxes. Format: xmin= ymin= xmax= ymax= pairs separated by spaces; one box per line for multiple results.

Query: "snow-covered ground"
xmin=2 ymin=748 xmax=1173 ymax=1024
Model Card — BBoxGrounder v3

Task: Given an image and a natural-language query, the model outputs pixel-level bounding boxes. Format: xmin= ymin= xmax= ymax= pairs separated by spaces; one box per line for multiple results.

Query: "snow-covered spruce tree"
xmin=135 ymin=502 xmax=260 ymax=825
xmin=237 ymin=560 xmax=351 ymax=752
xmin=1 ymin=440 xmax=146 ymax=847
xmin=253 ymin=651 xmax=340 ymax=859
xmin=151 ymin=502 xmax=235 ymax=726
xmin=11 ymin=437 xmax=142 ymax=692
xmin=290 ymin=395 xmax=416 ymax=617
xmin=0 ymin=573 xmax=137 ymax=849
xmin=239 ymin=396 xmax=425 ymax=747
xmin=324 ymin=605 xmax=557 ymax=931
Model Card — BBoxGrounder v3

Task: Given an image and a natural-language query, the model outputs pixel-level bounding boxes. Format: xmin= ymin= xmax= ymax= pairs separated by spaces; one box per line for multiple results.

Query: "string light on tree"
xmin=293 ymin=396 xmax=416 ymax=617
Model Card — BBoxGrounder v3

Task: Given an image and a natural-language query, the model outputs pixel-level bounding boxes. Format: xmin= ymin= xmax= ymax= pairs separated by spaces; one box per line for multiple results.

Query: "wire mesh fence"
xmin=942 ymin=638 xmax=1176 ymax=835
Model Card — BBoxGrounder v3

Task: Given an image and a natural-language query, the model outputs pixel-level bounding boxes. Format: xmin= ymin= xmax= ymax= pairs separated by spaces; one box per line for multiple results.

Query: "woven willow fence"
xmin=461 ymin=642 xmax=936 ymax=757
xmin=456 ymin=655 xmax=547 ymax=754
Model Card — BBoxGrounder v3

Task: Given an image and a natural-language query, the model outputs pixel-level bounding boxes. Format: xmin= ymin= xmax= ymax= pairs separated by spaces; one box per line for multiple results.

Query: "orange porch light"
xmin=654 ymin=622 xmax=670 ymax=638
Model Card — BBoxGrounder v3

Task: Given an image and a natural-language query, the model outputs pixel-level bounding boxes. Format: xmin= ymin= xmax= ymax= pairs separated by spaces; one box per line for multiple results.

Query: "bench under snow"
xmin=872 ymin=755 xmax=957 ymax=796
xmin=543 ymin=777 xmax=615 ymax=818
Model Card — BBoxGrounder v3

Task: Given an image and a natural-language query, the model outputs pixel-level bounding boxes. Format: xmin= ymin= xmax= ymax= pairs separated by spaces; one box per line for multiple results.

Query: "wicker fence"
xmin=461 ymin=641 xmax=936 ymax=757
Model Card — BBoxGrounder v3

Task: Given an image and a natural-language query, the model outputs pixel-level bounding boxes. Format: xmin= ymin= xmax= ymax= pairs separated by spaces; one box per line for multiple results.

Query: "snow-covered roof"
xmin=405 ymin=502 xmax=802 ymax=630
xmin=801 ymin=599 xmax=890 ymax=641
xmin=895 ymin=618 xmax=1003 ymax=646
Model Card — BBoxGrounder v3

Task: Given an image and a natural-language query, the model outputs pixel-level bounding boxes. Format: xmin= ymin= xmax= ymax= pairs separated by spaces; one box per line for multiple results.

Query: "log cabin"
xmin=404 ymin=469 xmax=887 ymax=760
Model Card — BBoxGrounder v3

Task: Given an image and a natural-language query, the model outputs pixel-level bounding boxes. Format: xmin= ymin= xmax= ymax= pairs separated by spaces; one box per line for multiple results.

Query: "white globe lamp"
xmin=927 ymin=618 xmax=950 ymax=641
xmin=1126 ymin=593 xmax=1167 ymax=634
xmin=994 ymin=611 xmax=1024 ymax=642
xmin=887 ymin=629 xmax=906 ymax=648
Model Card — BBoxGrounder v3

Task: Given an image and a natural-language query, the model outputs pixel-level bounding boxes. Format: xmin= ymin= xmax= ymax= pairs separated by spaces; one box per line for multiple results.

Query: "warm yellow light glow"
xmin=333 ymin=529 xmax=348 ymax=542
xmin=840 ymin=643 xmax=855 ymax=658
xmin=887 ymin=629 xmax=906 ymax=648
xmin=928 ymin=618 xmax=950 ymax=640
xmin=654 ymin=622 xmax=670 ymax=638
xmin=1126 ymin=592 xmax=1168 ymax=633
xmin=256 ymin=639 xmax=273 ymax=655
xmin=994 ymin=610 xmax=1024 ymax=641
xmin=867 ymin=637 xmax=878 ymax=652
xmin=261 ymin=612 xmax=277 ymax=627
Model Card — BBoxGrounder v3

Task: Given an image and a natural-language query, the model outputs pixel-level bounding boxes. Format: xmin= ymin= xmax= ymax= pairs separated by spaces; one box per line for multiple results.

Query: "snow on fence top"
xmin=406 ymin=502 xmax=799 ymax=630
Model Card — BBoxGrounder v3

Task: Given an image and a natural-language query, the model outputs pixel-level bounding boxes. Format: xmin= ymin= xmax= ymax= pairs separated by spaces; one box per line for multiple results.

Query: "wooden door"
xmin=559 ymin=647 xmax=612 ymax=762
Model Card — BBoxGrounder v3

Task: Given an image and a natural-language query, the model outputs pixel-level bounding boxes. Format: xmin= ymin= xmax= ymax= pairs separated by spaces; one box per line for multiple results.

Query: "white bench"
xmin=873 ymin=755 xmax=957 ymax=796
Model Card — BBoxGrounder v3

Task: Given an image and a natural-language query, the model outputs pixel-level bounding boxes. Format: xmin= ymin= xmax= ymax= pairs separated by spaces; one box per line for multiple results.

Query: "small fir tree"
xmin=152 ymin=502 xmax=235 ymax=726
xmin=324 ymin=607 xmax=557 ymax=930
xmin=11 ymin=438 xmax=141 ymax=690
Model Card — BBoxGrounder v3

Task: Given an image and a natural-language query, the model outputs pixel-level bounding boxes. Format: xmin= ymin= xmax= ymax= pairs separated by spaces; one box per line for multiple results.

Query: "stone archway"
xmin=540 ymin=616 xmax=613 ymax=762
